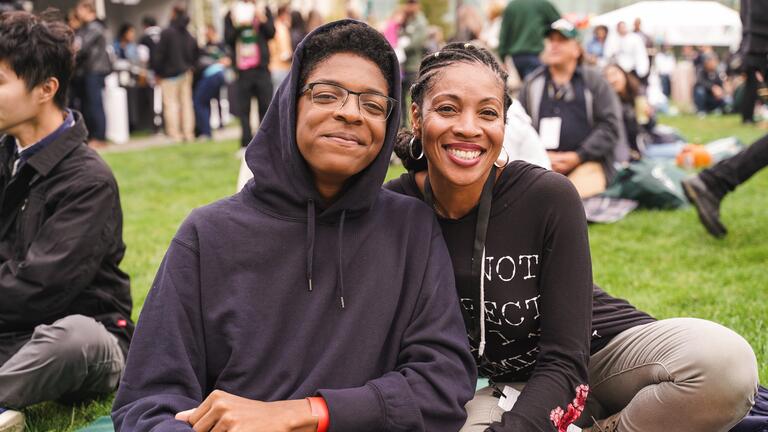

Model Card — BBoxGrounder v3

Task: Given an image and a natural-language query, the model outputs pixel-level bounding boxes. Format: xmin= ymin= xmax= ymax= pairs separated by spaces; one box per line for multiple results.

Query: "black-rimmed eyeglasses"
xmin=300 ymin=82 xmax=397 ymax=121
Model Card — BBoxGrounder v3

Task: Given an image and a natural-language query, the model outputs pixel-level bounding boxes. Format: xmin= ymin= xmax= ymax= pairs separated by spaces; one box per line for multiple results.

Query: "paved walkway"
xmin=99 ymin=126 xmax=241 ymax=153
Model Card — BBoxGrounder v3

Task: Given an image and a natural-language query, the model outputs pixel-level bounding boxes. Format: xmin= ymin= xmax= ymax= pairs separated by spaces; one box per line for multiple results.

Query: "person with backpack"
xmin=224 ymin=0 xmax=276 ymax=148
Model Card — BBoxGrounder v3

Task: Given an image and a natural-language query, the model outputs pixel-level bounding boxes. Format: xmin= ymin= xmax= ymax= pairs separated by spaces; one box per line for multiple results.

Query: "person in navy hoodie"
xmin=112 ymin=20 xmax=476 ymax=432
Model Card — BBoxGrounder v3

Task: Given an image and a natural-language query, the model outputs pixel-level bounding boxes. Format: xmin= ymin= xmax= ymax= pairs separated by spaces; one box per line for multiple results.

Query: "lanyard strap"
xmin=423 ymin=165 xmax=497 ymax=348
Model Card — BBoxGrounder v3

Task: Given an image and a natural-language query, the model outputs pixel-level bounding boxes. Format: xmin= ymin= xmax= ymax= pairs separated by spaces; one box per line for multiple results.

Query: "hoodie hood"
xmin=171 ymin=13 xmax=190 ymax=30
xmin=244 ymin=19 xmax=402 ymax=224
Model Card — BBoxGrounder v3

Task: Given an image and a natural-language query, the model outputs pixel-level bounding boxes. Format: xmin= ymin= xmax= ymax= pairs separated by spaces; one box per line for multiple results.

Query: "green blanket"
xmin=76 ymin=416 xmax=113 ymax=432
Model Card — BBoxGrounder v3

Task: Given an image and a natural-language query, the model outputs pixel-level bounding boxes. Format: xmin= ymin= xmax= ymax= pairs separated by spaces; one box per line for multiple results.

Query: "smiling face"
xmin=414 ymin=61 xmax=505 ymax=188
xmin=295 ymin=52 xmax=389 ymax=198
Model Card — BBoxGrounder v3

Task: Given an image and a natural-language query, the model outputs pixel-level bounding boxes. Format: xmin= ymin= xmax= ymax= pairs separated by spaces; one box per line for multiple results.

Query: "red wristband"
xmin=307 ymin=396 xmax=329 ymax=432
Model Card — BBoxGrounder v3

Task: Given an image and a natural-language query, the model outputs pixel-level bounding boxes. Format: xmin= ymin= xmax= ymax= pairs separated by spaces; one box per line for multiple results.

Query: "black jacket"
xmin=75 ymin=19 xmax=113 ymax=76
xmin=741 ymin=0 xmax=768 ymax=68
xmin=224 ymin=7 xmax=275 ymax=71
xmin=152 ymin=14 xmax=199 ymax=78
xmin=696 ymin=68 xmax=724 ymax=94
xmin=0 ymin=112 xmax=133 ymax=355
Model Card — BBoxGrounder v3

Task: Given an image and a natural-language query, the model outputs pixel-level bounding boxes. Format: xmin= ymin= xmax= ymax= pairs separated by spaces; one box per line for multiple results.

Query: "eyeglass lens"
xmin=310 ymin=83 xmax=392 ymax=120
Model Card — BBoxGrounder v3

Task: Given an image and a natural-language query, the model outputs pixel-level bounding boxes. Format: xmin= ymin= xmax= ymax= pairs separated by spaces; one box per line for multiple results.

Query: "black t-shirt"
xmin=385 ymin=161 xmax=656 ymax=431
xmin=590 ymin=285 xmax=655 ymax=352
xmin=387 ymin=162 xmax=592 ymax=431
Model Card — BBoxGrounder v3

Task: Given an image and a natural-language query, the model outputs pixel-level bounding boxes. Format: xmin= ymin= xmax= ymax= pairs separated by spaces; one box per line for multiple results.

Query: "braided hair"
xmin=394 ymin=42 xmax=512 ymax=172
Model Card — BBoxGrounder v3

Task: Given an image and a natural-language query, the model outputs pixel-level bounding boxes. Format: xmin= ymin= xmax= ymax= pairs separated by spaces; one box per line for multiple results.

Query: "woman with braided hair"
xmin=385 ymin=42 xmax=758 ymax=432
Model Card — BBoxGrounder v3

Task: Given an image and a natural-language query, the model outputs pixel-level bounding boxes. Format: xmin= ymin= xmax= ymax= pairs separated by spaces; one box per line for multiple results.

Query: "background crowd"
xmin=20 ymin=0 xmax=764 ymax=156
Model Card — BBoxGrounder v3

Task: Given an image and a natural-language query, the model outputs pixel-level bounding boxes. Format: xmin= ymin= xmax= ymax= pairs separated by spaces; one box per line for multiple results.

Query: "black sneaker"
xmin=682 ymin=176 xmax=727 ymax=238
xmin=0 ymin=407 xmax=24 ymax=432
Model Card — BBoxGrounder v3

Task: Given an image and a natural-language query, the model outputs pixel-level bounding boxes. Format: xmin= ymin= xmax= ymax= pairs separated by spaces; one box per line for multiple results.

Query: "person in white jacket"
xmin=502 ymin=99 xmax=551 ymax=169
xmin=603 ymin=21 xmax=649 ymax=80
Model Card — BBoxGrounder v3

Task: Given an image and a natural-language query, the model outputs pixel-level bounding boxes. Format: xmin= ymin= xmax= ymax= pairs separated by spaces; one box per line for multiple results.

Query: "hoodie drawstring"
xmin=337 ymin=210 xmax=347 ymax=309
xmin=422 ymin=165 xmax=496 ymax=360
xmin=479 ymin=246 xmax=487 ymax=357
xmin=306 ymin=200 xmax=315 ymax=292
xmin=306 ymin=200 xmax=347 ymax=309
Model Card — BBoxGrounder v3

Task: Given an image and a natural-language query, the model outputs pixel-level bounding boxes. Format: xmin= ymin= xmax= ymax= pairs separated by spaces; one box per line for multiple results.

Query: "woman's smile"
xmin=443 ymin=142 xmax=486 ymax=166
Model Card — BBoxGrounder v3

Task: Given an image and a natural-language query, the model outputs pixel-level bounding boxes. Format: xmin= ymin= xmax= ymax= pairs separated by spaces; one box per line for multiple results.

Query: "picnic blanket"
xmin=76 ymin=416 xmax=113 ymax=432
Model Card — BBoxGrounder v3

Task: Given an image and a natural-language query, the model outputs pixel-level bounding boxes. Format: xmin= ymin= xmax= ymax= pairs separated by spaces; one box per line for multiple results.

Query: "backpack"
xmin=602 ymin=160 xmax=689 ymax=210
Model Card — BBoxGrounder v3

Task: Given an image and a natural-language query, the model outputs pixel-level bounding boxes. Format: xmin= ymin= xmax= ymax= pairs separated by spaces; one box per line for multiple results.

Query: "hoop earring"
xmin=409 ymin=135 xmax=424 ymax=160
xmin=494 ymin=147 xmax=510 ymax=168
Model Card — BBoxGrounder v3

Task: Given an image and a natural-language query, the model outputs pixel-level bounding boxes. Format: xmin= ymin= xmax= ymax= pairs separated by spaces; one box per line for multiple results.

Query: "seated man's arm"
xmin=575 ymin=74 xmax=622 ymax=164
xmin=316 ymin=218 xmax=477 ymax=432
xmin=112 ymin=231 xmax=205 ymax=432
xmin=0 ymin=180 xmax=121 ymax=327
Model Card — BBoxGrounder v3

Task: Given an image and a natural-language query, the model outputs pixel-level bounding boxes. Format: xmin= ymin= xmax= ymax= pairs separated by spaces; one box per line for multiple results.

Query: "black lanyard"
xmin=423 ymin=165 xmax=496 ymax=350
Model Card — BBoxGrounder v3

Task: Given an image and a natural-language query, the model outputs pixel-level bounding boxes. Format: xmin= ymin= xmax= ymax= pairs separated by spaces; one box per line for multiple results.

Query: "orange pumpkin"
xmin=676 ymin=144 xmax=713 ymax=169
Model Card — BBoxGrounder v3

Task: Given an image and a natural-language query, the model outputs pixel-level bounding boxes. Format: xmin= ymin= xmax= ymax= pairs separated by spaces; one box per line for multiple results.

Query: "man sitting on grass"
xmin=0 ymin=10 xmax=133 ymax=431
xmin=518 ymin=19 xmax=628 ymax=199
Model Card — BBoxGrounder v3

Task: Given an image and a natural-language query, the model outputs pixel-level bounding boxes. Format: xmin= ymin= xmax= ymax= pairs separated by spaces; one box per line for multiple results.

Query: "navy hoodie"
xmin=112 ymin=20 xmax=476 ymax=432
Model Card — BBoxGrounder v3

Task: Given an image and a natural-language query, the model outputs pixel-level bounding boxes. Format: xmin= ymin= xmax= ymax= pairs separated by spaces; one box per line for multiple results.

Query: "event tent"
xmin=590 ymin=1 xmax=742 ymax=48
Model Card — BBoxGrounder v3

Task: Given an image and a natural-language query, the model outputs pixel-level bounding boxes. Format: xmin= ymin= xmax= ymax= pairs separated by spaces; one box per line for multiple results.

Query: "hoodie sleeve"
xmin=112 ymin=225 xmax=206 ymax=432
xmin=489 ymin=173 xmax=592 ymax=432
xmin=318 ymin=218 xmax=477 ymax=432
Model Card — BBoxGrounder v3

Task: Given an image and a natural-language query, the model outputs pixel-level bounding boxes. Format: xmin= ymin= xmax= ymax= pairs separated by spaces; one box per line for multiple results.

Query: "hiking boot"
xmin=582 ymin=412 xmax=620 ymax=432
xmin=0 ymin=408 xmax=25 ymax=432
xmin=682 ymin=176 xmax=727 ymax=238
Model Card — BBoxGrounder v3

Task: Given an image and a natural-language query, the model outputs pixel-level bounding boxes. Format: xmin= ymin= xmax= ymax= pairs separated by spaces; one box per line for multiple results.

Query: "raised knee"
xmin=683 ymin=320 xmax=758 ymax=424
xmin=35 ymin=315 xmax=102 ymax=363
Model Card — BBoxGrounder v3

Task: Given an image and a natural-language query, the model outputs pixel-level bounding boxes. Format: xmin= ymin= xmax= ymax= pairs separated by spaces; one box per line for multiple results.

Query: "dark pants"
xmin=511 ymin=54 xmax=542 ymax=79
xmin=741 ymin=64 xmax=767 ymax=123
xmin=193 ymin=71 xmax=226 ymax=138
xmin=694 ymin=85 xmax=725 ymax=113
xmin=660 ymin=74 xmax=671 ymax=97
xmin=235 ymin=67 xmax=273 ymax=147
xmin=0 ymin=315 xmax=124 ymax=408
xmin=699 ymin=134 xmax=768 ymax=199
xmin=82 ymin=73 xmax=107 ymax=141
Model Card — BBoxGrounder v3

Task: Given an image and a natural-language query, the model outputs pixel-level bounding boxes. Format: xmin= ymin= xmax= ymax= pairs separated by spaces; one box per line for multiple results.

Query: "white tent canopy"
xmin=590 ymin=1 xmax=742 ymax=48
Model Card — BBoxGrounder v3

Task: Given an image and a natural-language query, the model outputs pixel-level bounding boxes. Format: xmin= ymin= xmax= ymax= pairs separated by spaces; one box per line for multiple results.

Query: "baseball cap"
xmin=546 ymin=18 xmax=579 ymax=40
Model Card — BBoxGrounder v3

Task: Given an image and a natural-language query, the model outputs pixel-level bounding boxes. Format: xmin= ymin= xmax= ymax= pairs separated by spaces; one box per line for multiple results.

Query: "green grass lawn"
xmin=22 ymin=115 xmax=768 ymax=431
